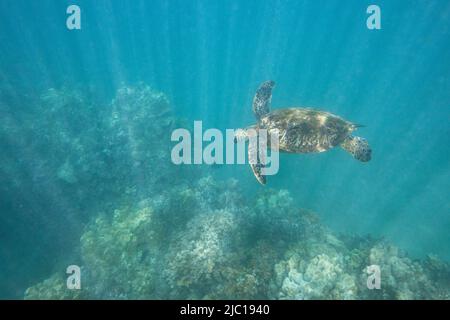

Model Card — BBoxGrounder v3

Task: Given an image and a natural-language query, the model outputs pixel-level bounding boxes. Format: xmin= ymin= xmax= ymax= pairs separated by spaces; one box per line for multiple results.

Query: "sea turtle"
xmin=237 ymin=80 xmax=372 ymax=184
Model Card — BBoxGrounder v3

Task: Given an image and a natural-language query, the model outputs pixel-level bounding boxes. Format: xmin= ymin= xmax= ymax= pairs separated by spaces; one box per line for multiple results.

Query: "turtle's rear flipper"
xmin=253 ymin=80 xmax=275 ymax=121
xmin=248 ymin=131 xmax=267 ymax=185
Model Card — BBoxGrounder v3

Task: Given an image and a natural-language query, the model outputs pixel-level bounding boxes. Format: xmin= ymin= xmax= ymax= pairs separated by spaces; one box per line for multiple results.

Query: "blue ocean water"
xmin=0 ymin=0 xmax=449 ymax=299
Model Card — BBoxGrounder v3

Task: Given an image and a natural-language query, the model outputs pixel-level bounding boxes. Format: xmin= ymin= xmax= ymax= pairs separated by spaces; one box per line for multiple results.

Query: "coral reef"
xmin=1 ymin=84 xmax=192 ymax=215
xmin=164 ymin=209 xmax=241 ymax=298
xmin=360 ymin=243 xmax=449 ymax=299
xmin=268 ymin=217 xmax=358 ymax=300
xmin=16 ymin=84 xmax=450 ymax=300
xmin=24 ymin=176 xmax=450 ymax=300
xmin=24 ymin=272 xmax=82 ymax=300
xmin=1 ymin=84 xmax=197 ymax=298
xmin=79 ymin=205 xmax=161 ymax=299
xmin=270 ymin=233 xmax=450 ymax=300
xmin=105 ymin=85 xmax=189 ymax=199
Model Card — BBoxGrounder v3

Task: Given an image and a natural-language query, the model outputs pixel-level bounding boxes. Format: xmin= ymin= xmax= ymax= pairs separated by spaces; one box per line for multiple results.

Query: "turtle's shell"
xmin=258 ymin=108 xmax=355 ymax=153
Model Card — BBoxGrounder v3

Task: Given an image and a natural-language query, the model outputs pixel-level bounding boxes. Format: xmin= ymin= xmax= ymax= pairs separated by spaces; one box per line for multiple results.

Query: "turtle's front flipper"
xmin=248 ymin=131 xmax=267 ymax=185
xmin=253 ymin=80 xmax=275 ymax=121
xmin=340 ymin=135 xmax=372 ymax=162
xmin=250 ymin=162 xmax=266 ymax=185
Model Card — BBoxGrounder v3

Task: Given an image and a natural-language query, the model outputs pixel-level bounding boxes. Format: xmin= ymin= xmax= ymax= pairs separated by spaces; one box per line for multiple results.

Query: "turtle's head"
xmin=341 ymin=136 xmax=371 ymax=162
xmin=354 ymin=138 xmax=371 ymax=162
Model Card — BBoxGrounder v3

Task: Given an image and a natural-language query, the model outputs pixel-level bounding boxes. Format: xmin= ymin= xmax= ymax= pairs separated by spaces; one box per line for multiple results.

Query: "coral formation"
xmin=24 ymin=272 xmax=82 ymax=300
xmin=79 ymin=205 xmax=161 ymax=299
xmin=24 ymin=177 xmax=450 ymax=300
xmin=360 ymin=243 xmax=449 ymax=299
xmin=105 ymin=85 xmax=188 ymax=199
xmin=1 ymin=84 xmax=191 ymax=217
xmin=1 ymin=84 xmax=198 ymax=298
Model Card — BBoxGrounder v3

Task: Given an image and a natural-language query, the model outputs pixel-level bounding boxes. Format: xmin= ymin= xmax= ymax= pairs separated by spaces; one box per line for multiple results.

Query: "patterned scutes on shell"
xmin=259 ymin=108 xmax=354 ymax=153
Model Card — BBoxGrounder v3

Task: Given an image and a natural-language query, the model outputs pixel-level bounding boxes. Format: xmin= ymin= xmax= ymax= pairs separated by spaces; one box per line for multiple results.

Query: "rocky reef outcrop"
xmin=24 ymin=177 xmax=450 ymax=300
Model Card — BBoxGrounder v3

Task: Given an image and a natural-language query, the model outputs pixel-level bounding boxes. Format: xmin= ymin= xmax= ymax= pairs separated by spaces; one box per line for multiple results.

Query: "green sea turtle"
xmin=237 ymin=80 xmax=372 ymax=184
